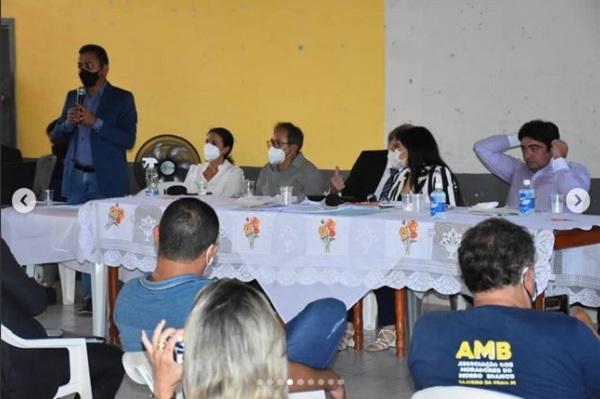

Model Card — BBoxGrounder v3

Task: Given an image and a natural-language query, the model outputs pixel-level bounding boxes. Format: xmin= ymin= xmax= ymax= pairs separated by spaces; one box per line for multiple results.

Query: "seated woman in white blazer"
xmin=184 ymin=127 xmax=245 ymax=197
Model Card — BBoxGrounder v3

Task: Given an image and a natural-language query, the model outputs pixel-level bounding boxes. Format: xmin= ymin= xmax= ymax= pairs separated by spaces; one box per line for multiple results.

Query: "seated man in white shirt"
xmin=473 ymin=120 xmax=590 ymax=211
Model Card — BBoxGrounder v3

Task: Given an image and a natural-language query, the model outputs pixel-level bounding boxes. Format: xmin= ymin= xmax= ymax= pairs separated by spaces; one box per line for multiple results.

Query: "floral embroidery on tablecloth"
xmin=318 ymin=218 xmax=336 ymax=253
xmin=105 ymin=203 xmax=125 ymax=230
xmin=440 ymin=228 xmax=462 ymax=259
xmin=357 ymin=227 xmax=376 ymax=254
xmin=399 ymin=220 xmax=418 ymax=255
xmin=138 ymin=215 xmax=157 ymax=242
xmin=243 ymin=216 xmax=260 ymax=249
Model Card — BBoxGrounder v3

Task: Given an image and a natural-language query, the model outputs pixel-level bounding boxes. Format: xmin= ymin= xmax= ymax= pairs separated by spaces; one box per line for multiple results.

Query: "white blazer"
xmin=184 ymin=160 xmax=245 ymax=197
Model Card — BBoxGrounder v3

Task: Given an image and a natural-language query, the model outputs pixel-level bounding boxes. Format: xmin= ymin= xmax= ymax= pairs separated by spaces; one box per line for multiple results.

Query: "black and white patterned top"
xmin=388 ymin=164 xmax=460 ymax=206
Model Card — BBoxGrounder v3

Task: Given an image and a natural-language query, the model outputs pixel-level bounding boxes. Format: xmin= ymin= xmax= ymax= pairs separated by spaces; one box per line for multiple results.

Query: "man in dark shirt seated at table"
xmin=0 ymin=239 xmax=124 ymax=399
xmin=408 ymin=218 xmax=600 ymax=399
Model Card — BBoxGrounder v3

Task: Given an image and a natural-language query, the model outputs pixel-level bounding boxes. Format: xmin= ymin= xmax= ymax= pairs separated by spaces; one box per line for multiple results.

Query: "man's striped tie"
xmin=379 ymin=168 xmax=399 ymax=202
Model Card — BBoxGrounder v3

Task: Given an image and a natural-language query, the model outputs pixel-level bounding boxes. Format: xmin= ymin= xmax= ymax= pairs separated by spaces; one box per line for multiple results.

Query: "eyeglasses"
xmin=266 ymin=138 xmax=289 ymax=149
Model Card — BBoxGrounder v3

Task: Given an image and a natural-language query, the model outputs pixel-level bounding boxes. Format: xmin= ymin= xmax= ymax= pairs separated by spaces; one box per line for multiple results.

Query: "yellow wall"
xmin=3 ymin=0 xmax=383 ymax=169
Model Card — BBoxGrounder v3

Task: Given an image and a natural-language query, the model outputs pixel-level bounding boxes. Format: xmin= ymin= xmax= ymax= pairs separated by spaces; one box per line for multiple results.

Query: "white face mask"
xmin=268 ymin=146 xmax=286 ymax=165
xmin=205 ymin=244 xmax=215 ymax=267
xmin=203 ymin=143 xmax=221 ymax=162
xmin=387 ymin=149 xmax=406 ymax=169
xmin=521 ymin=267 xmax=538 ymax=304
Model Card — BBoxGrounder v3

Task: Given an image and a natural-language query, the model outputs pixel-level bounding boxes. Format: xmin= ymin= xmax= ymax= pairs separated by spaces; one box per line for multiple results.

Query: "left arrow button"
xmin=12 ymin=188 xmax=36 ymax=214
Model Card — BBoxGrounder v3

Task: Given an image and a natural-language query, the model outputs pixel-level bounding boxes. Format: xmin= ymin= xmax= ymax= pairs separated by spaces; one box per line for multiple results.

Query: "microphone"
xmin=76 ymin=87 xmax=86 ymax=107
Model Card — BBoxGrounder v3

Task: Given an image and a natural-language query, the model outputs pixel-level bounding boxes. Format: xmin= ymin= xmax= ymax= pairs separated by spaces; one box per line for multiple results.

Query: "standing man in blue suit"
xmin=52 ymin=44 xmax=137 ymax=313
xmin=52 ymin=44 xmax=137 ymax=203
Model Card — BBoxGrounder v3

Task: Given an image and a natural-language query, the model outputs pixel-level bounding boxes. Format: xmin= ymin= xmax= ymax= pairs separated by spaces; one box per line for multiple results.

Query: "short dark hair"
xmin=517 ymin=120 xmax=559 ymax=150
xmin=79 ymin=44 xmax=109 ymax=66
xmin=158 ymin=198 xmax=219 ymax=262
xmin=458 ymin=218 xmax=534 ymax=293
xmin=275 ymin=122 xmax=304 ymax=151
xmin=208 ymin=127 xmax=235 ymax=164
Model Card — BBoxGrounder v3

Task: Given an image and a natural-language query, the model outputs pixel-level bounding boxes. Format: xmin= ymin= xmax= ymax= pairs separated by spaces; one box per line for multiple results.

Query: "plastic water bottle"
xmin=143 ymin=158 xmax=160 ymax=196
xmin=518 ymin=179 xmax=535 ymax=215
xmin=430 ymin=180 xmax=447 ymax=217
xmin=147 ymin=167 xmax=159 ymax=196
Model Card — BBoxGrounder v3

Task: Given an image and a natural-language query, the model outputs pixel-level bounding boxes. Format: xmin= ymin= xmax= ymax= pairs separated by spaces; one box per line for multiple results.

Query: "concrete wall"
xmin=385 ymin=0 xmax=600 ymax=176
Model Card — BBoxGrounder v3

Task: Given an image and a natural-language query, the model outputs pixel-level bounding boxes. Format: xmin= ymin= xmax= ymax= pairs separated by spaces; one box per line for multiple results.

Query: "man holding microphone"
xmin=52 ymin=44 xmax=137 ymax=313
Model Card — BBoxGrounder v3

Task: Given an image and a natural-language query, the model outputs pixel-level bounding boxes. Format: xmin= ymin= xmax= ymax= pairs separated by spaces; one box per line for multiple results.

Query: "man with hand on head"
xmin=52 ymin=44 xmax=137 ymax=314
xmin=256 ymin=122 xmax=326 ymax=199
xmin=474 ymin=120 xmax=590 ymax=211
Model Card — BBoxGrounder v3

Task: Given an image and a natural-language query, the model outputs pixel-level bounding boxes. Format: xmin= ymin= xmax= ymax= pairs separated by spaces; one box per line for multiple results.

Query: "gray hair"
xmin=183 ymin=279 xmax=288 ymax=399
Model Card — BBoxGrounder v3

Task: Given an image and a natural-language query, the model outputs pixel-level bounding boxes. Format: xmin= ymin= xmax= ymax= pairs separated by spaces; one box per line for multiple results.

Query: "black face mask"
xmin=79 ymin=69 xmax=101 ymax=88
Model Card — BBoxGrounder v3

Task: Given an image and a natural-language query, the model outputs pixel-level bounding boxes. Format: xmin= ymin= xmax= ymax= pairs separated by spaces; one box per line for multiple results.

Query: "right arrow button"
xmin=566 ymin=188 xmax=590 ymax=214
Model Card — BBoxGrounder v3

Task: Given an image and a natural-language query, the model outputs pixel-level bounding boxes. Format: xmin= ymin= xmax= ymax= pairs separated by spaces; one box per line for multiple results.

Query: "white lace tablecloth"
xmin=1 ymin=205 xmax=83 ymax=267
xmin=75 ymin=196 xmax=600 ymax=320
xmin=547 ymin=244 xmax=600 ymax=307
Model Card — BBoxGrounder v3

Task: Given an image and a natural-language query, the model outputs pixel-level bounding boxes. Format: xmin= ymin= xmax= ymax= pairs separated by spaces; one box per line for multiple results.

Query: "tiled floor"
xmin=36 ymin=290 xmax=424 ymax=399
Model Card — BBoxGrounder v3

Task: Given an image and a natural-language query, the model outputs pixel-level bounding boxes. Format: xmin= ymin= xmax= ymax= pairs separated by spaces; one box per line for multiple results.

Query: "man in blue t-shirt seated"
xmin=409 ymin=218 xmax=600 ymax=399
xmin=115 ymin=198 xmax=347 ymax=397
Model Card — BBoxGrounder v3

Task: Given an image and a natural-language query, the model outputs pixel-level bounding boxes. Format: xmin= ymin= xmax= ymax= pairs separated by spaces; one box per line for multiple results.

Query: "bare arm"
xmin=288 ymin=362 xmax=346 ymax=399
xmin=571 ymin=306 xmax=599 ymax=340
xmin=141 ymin=321 xmax=184 ymax=399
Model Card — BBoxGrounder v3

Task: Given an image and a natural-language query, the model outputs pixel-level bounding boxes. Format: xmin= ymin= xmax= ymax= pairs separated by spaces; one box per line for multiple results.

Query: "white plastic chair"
xmin=1 ymin=324 xmax=92 ymax=399
xmin=123 ymin=351 xmax=325 ymax=399
xmin=412 ymin=386 xmax=523 ymax=399
xmin=122 ymin=352 xmax=184 ymax=399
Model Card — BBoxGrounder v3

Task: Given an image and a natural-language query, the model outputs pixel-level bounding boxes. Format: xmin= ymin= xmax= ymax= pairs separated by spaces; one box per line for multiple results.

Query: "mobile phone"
xmin=173 ymin=341 xmax=185 ymax=364
xmin=544 ymin=294 xmax=569 ymax=314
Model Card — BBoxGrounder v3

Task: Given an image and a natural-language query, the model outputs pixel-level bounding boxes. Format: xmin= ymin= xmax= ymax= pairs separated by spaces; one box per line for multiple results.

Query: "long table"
xmin=75 ymin=196 xmax=600 ymax=345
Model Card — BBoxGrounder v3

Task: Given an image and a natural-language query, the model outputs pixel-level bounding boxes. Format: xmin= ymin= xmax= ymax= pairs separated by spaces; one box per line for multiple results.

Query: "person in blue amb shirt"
xmin=409 ymin=218 xmax=600 ymax=399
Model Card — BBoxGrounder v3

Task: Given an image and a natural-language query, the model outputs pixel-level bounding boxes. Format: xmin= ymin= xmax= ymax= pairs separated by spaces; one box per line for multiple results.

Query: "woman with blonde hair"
xmin=143 ymin=278 xmax=288 ymax=399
